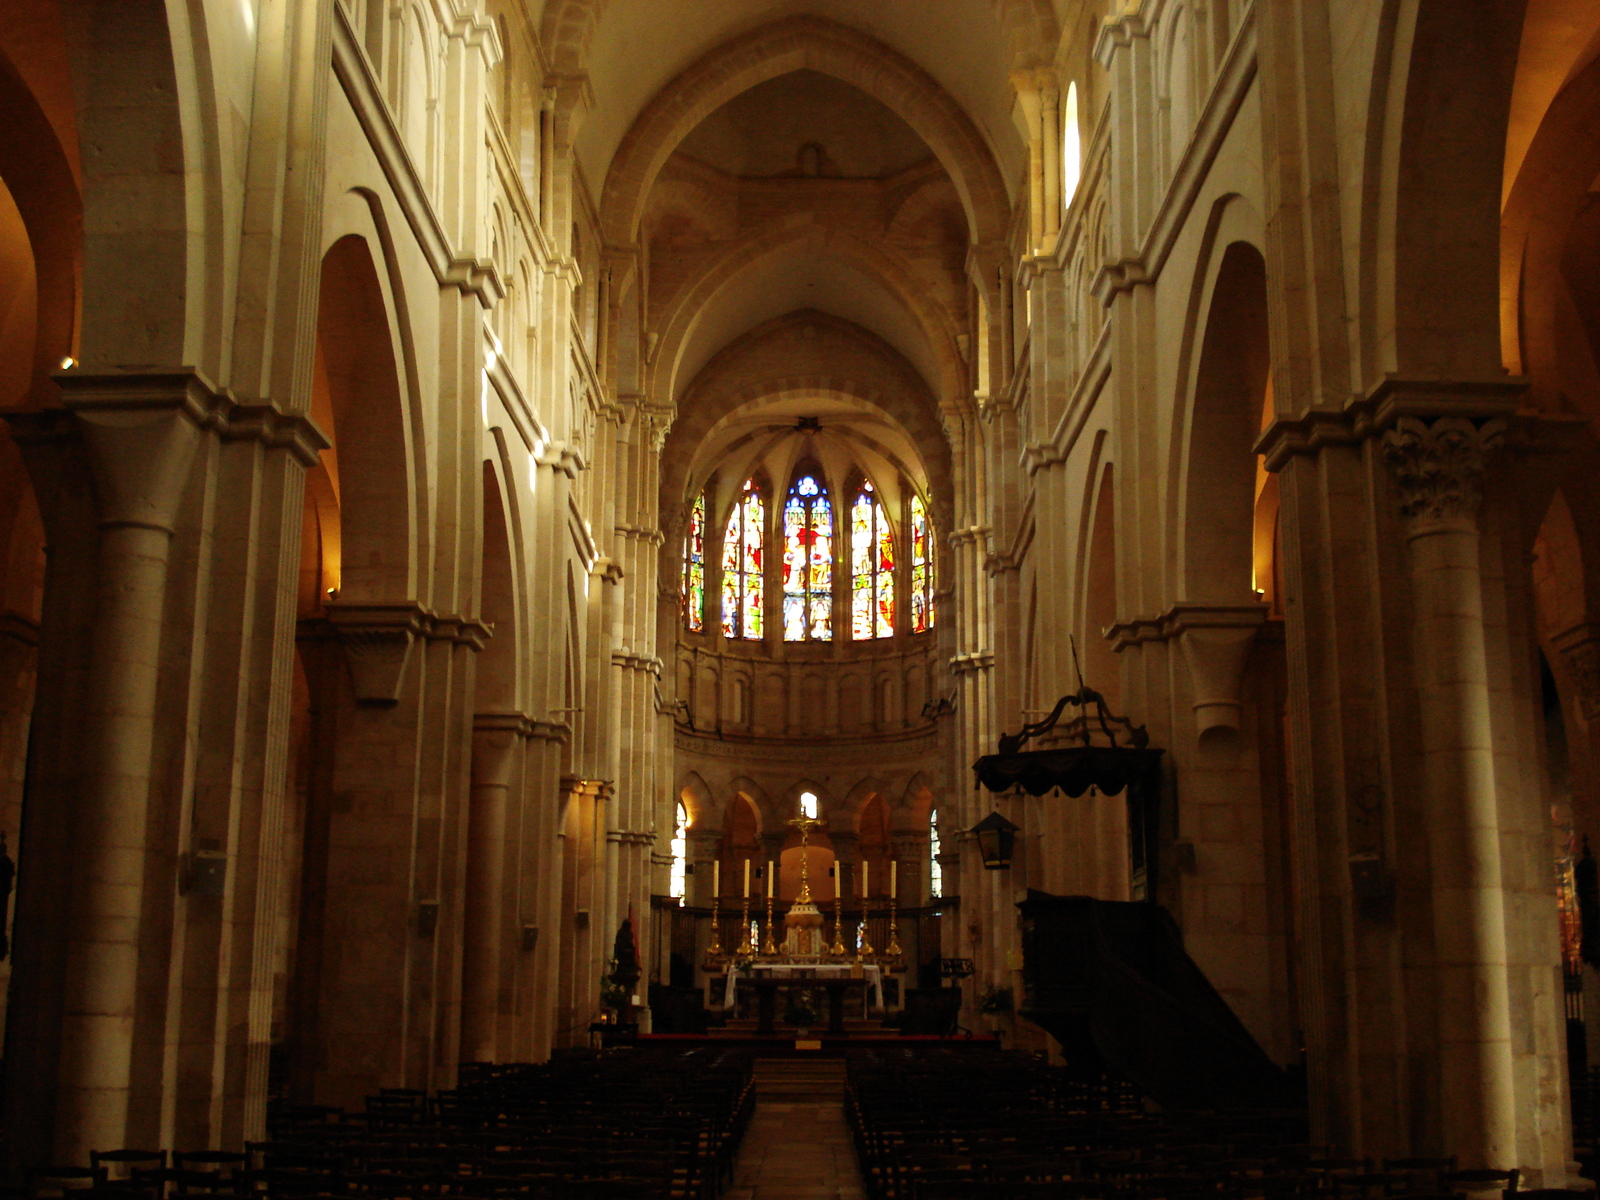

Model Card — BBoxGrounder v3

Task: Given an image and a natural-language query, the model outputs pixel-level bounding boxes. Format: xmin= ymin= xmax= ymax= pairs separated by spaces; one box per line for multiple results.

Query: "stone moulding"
xmin=1254 ymin=373 xmax=1525 ymax=473
xmin=330 ymin=2 xmax=504 ymax=309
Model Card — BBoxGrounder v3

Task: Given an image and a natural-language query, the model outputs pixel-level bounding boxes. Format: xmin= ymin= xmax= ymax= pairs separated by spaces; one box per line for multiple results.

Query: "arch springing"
xmin=783 ymin=471 xmax=834 ymax=641
xmin=910 ymin=494 xmax=936 ymax=632
xmin=721 ymin=478 xmax=765 ymax=639
xmin=684 ymin=491 xmax=706 ymax=631
xmin=851 ymin=481 xmax=895 ymax=639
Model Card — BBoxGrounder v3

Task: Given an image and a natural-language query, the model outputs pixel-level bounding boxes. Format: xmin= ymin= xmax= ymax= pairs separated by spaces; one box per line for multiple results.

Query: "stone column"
xmin=461 ymin=718 xmax=519 ymax=1064
xmin=54 ymin=376 xmax=218 ymax=1163
xmin=1381 ymin=415 xmax=1515 ymax=1166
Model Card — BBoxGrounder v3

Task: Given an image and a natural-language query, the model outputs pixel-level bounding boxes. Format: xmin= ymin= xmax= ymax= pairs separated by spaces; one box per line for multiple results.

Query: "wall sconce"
xmin=970 ymin=811 xmax=1020 ymax=870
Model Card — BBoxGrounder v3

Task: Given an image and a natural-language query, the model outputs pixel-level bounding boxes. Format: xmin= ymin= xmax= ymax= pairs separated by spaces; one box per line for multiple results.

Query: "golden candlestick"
xmin=762 ymin=894 xmax=778 ymax=955
xmin=858 ymin=894 xmax=875 ymax=959
xmin=886 ymin=899 xmax=902 ymax=959
xmin=739 ymin=890 xmax=753 ymax=955
xmin=830 ymin=882 xmax=846 ymax=956
xmin=787 ymin=814 xmax=823 ymax=903
xmin=708 ymin=892 xmax=723 ymax=956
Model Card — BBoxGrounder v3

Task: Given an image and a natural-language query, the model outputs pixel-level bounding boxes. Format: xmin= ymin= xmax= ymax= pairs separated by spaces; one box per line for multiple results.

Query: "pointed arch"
xmin=600 ymin=16 xmax=1009 ymax=247
xmin=650 ymin=223 xmax=966 ymax=406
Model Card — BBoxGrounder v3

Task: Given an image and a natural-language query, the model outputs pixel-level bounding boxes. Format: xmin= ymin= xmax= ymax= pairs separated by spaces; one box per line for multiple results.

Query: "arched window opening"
xmin=683 ymin=491 xmax=706 ymax=631
xmin=929 ymin=808 xmax=943 ymax=899
xmin=1063 ymin=81 xmax=1081 ymax=209
xmin=669 ymin=800 xmax=689 ymax=905
xmin=722 ymin=478 xmax=764 ymax=639
xmin=783 ymin=471 xmax=833 ymax=641
xmin=910 ymin=494 xmax=936 ymax=632
xmin=851 ymin=481 xmax=895 ymax=639
xmin=800 ymin=790 xmax=819 ymax=819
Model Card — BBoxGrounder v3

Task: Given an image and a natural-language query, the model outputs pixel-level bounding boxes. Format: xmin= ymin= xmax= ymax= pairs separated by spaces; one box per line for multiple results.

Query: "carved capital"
xmin=1380 ymin=416 xmax=1505 ymax=530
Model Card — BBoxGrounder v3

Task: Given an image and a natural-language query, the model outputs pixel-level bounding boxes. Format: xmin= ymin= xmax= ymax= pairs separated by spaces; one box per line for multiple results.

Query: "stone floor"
xmin=725 ymin=1059 xmax=865 ymax=1200
xmin=725 ymin=1098 xmax=865 ymax=1200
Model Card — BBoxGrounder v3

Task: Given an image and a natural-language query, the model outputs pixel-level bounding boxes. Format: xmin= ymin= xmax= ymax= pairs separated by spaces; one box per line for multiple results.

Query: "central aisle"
xmin=726 ymin=1059 xmax=865 ymax=1200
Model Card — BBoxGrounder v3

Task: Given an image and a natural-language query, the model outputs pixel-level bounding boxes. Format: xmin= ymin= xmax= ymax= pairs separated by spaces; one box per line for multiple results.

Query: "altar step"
xmin=753 ymin=1057 xmax=846 ymax=1102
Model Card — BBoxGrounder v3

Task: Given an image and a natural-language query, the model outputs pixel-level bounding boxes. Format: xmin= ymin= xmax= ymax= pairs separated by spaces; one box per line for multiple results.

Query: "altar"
xmin=701 ymin=811 xmax=905 ymax=1036
xmin=722 ymin=960 xmax=885 ymax=1015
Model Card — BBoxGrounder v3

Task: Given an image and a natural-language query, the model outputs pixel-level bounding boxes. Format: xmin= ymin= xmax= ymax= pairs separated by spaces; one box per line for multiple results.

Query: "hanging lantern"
xmin=971 ymin=811 xmax=1020 ymax=870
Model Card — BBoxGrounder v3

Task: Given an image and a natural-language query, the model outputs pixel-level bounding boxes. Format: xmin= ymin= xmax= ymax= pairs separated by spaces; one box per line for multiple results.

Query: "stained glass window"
xmin=782 ymin=471 xmax=833 ymax=641
xmin=683 ymin=492 xmax=705 ymax=631
xmin=929 ymin=809 xmax=942 ymax=898
xmin=911 ymin=494 xmax=935 ymax=633
xmin=721 ymin=479 xmax=764 ymax=639
xmin=850 ymin=481 xmax=895 ymax=639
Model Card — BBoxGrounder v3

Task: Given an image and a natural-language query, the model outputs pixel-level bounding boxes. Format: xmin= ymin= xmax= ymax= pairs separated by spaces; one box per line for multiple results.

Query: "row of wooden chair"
xmin=842 ymin=1049 xmax=1568 ymax=1200
xmin=25 ymin=1048 xmax=755 ymax=1200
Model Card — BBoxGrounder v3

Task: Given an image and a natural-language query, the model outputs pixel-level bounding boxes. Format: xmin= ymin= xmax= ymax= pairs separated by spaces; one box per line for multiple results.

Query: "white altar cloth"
xmin=722 ymin=961 xmax=884 ymax=1010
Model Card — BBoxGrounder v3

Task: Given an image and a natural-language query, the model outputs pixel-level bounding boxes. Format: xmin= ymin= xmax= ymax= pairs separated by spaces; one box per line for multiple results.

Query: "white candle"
xmin=743 ymin=858 xmax=750 ymax=898
xmin=768 ymin=859 xmax=775 ymax=898
xmin=713 ymin=860 xmax=720 ymax=897
xmin=860 ymin=860 xmax=869 ymax=898
xmin=890 ymin=860 xmax=897 ymax=900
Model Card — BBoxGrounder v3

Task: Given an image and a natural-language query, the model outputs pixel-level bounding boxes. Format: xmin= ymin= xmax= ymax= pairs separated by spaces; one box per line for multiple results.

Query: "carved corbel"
xmin=1164 ymin=603 xmax=1270 ymax=737
xmin=325 ymin=602 xmax=430 ymax=705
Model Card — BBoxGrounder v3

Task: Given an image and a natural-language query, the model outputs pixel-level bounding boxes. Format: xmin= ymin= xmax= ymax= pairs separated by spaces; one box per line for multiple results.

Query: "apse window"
xmin=683 ymin=491 xmax=706 ymax=632
xmin=929 ymin=809 xmax=943 ymax=898
xmin=783 ymin=471 xmax=834 ymax=641
xmin=910 ymin=494 xmax=936 ymax=632
xmin=669 ymin=801 xmax=688 ymax=905
xmin=850 ymin=480 xmax=895 ymax=639
xmin=800 ymin=791 xmax=819 ymax=820
xmin=721 ymin=478 xmax=765 ymax=639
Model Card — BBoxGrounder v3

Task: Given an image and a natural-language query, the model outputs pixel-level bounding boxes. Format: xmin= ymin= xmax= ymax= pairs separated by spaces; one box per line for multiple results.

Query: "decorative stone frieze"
xmin=1380 ymin=416 xmax=1506 ymax=530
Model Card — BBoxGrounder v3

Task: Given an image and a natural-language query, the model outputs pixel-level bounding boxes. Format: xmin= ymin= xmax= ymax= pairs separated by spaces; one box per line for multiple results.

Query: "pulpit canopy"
xmin=971 ymin=688 xmax=1164 ymax=900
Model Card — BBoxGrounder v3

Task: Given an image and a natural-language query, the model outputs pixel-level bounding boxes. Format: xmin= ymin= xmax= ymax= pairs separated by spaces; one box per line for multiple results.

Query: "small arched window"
xmin=683 ymin=491 xmax=706 ymax=631
xmin=1063 ymin=81 xmax=1081 ymax=208
xmin=910 ymin=494 xmax=936 ymax=632
xmin=721 ymin=478 xmax=764 ymax=639
xmin=669 ymin=800 xmax=689 ymax=905
xmin=929 ymin=808 xmax=943 ymax=899
xmin=800 ymin=790 xmax=819 ymax=819
xmin=850 ymin=481 xmax=895 ymax=639
xmin=782 ymin=471 xmax=833 ymax=641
